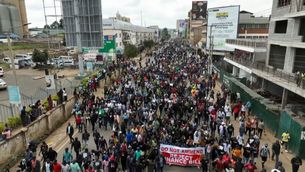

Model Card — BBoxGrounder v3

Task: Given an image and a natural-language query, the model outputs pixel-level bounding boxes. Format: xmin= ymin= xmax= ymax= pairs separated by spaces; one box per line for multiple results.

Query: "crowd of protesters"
xmin=17 ymin=40 xmax=303 ymax=172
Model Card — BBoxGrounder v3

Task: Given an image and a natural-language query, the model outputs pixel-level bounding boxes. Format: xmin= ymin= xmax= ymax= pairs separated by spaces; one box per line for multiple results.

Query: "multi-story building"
xmin=0 ymin=0 xmax=29 ymax=37
xmin=216 ymin=0 xmax=305 ymax=157
xmin=109 ymin=12 xmax=131 ymax=23
xmin=238 ymin=11 xmax=269 ymax=39
xmin=188 ymin=1 xmax=208 ymax=47
xmin=147 ymin=25 xmax=160 ymax=42
xmin=103 ymin=18 xmax=156 ymax=53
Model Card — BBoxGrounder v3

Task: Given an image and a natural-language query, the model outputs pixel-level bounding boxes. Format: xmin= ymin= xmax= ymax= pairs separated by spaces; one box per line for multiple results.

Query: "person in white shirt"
xmin=193 ymin=130 xmax=201 ymax=145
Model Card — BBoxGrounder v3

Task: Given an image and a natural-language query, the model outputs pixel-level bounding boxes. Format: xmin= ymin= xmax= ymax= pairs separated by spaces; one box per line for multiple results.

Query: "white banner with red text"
xmin=160 ymin=144 xmax=205 ymax=166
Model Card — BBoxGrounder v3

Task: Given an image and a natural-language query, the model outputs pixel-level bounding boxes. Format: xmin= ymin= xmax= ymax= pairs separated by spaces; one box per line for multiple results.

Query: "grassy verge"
xmin=0 ymin=43 xmax=48 ymax=51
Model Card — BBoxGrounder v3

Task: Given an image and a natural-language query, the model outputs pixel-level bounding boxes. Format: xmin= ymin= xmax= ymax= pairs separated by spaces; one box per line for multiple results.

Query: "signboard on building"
xmin=191 ymin=1 xmax=207 ymax=20
xmin=99 ymin=35 xmax=116 ymax=53
xmin=207 ymin=5 xmax=240 ymax=51
xmin=177 ymin=20 xmax=187 ymax=38
xmin=8 ymin=86 xmax=21 ymax=104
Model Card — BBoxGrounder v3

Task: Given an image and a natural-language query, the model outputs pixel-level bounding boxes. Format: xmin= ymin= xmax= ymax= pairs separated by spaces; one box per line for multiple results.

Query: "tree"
xmin=50 ymin=21 xmax=60 ymax=29
xmin=32 ymin=49 xmax=48 ymax=65
xmin=161 ymin=28 xmax=170 ymax=41
xmin=59 ymin=19 xmax=64 ymax=29
xmin=124 ymin=43 xmax=139 ymax=59
xmin=143 ymin=40 xmax=155 ymax=49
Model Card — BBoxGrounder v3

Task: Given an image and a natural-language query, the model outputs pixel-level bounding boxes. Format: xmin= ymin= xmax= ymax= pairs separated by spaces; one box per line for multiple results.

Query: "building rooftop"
xmin=103 ymin=19 xmax=155 ymax=33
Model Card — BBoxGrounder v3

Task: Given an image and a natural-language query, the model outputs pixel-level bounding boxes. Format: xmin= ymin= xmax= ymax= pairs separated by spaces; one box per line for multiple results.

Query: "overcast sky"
xmin=25 ymin=0 xmax=273 ymax=29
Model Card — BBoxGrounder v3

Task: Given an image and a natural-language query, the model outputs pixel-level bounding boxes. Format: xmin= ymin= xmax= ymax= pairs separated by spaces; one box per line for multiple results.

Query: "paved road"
xmin=0 ymin=68 xmax=79 ymax=122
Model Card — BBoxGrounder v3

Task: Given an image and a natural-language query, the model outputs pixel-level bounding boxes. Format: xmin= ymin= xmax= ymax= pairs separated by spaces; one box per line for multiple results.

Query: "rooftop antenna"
xmin=141 ymin=10 xmax=143 ymax=26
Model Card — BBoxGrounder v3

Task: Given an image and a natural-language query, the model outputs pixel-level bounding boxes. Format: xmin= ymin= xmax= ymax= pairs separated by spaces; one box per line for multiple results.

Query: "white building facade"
xmin=103 ymin=19 xmax=156 ymax=53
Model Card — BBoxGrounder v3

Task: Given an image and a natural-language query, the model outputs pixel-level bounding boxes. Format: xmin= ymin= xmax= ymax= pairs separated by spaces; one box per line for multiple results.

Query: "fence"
xmin=0 ymin=77 xmax=81 ymax=123
xmin=216 ymin=64 xmax=305 ymax=158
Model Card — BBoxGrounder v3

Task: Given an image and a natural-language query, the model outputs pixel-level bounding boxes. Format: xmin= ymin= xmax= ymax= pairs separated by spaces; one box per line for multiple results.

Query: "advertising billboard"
xmin=206 ymin=6 xmax=240 ymax=51
xmin=191 ymin=1 xmax=207 ymax=20
xmin=177 ymin=20 xmax=187 ymax=38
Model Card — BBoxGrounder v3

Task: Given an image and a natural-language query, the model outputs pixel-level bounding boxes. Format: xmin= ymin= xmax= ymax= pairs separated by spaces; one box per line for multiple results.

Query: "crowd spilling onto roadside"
xmin=17 ymin=40 xmax=303 ymax=172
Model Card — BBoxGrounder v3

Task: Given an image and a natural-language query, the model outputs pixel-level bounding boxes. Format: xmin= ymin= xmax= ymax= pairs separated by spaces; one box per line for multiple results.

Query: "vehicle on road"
xmin=0 ymin=79 xmax=7 ymax=90
xmin=59 ymin=56 xmax=74 ymax=66
xmin=0 ymin=67 xmax=3 ymax=77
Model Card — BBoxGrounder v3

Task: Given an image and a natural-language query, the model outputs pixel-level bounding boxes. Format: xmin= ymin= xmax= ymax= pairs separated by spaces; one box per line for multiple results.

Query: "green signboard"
xmin=82 ymin=35 xmax=116 ymax=53
xmin=99 ymin=35 xmax=116 ymax=53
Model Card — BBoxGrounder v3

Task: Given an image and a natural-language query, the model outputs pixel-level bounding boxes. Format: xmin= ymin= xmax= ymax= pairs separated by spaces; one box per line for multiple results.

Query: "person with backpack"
xmin=260 ymin=144 xmax=270 ymax=169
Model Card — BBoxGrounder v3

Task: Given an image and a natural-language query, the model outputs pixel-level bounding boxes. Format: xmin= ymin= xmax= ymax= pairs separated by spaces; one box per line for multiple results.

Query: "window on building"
xmin=274 ymin=20 xmax=288 ymax=33
xmin=269 ymin=44 xmax=286 ymax=69
xmin=278 ymin=0 xmax=291 ymax=7
xmin=299 ymin=18 xmax=305 ymax=41
xmin=294 ymin=48 xmax=305 ymax=72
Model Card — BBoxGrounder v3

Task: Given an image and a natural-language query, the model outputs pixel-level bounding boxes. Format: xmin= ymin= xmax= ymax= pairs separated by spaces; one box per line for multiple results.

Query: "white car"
xmin=0 ymin=67 xmax=4 ymax=77
xmin=0 ymin=79 xmax=7 ymax=90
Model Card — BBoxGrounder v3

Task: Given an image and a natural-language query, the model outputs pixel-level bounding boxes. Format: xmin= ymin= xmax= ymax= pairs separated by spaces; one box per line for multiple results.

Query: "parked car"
xmin=0 ymin=79 xmax=7 ymax=90
xmin=0 ymin=67 xmax=3 ymax=77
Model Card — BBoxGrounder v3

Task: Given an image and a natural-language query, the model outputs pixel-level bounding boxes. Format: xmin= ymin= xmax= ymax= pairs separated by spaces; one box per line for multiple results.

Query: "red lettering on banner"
xmin=160 ymin=144 xmax=205 ymax=167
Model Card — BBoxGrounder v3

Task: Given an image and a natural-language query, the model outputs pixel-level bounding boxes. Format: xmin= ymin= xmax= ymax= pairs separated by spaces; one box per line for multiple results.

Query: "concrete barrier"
xmin=0 ymin=97 xmax=75 ymax=168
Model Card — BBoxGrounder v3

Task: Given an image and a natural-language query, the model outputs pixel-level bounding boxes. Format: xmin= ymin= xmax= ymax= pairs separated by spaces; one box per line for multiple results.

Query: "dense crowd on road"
xmin=17 ymin=40 xmax=303 ymax=172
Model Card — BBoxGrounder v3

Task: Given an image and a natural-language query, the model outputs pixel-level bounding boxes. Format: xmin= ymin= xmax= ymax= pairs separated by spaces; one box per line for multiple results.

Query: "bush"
xmin=7 ymin=116 xmax=22 ymax=128
xmin=81 ymin=77 xmax=90 ymax=87
xmin=0 ymin=122 xmax=4 ymax=132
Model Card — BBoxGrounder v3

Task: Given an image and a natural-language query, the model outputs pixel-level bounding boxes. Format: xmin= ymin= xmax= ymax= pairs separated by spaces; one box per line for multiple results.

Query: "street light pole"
xmin=208 ymin=24 xmax=214 ymax=75
xmin=6 ymin=34 xmax=18 ymax=86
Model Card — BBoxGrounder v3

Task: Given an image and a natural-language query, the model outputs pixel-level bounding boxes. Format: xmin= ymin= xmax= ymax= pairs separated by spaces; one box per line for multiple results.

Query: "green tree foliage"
xmin=161 ymin=28 xmax=171 ymax=41
xmin=124 ymin=43 xmax=139 ymax=58
xmin=143 ymin=40 xmax=155 ymax=49
xmin=32 ymin=49 xmax=49 ymax=65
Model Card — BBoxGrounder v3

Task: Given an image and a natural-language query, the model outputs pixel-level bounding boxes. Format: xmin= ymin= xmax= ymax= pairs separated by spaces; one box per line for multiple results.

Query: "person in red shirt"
xmin=214 ymin=156 xmax=225 ymax=172
xmin=52 ymin=160 xmax=62 ymax=172
xmin=244 ymin=160 xmax=257 ymax=172
xmin=222 ymin=153 xmax=231 ymax=169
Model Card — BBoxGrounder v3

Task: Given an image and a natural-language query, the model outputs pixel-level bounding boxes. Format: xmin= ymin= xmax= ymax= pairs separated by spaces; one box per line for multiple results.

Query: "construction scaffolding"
xmin=42 ymin=0 xmax=63 ymax=49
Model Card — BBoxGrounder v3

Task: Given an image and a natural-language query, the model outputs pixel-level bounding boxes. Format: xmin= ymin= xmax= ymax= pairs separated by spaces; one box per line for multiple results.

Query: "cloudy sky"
xmin=25 ymin=0 xmax=273 ymax=29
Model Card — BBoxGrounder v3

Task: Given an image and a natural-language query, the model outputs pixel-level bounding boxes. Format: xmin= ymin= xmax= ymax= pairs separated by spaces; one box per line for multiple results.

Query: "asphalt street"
xmin=49 ymin=117 xmax=201 ymax=172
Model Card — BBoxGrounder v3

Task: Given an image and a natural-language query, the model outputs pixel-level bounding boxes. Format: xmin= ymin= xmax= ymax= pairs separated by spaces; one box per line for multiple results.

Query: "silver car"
xmin=0 ymin=79 xmax=7 ymax=90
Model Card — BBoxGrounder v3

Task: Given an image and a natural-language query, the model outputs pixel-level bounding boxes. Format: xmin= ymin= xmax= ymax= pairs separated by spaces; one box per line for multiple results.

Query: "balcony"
xmin=226 ymin=39 xmax=267 ymax=53
xmin=224 ymin=55 xmax=305 ymax=98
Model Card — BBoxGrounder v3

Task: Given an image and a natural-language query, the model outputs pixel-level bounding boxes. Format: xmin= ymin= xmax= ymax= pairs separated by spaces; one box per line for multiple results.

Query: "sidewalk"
xmin=214 ymin=81 xmax=305 ymax=172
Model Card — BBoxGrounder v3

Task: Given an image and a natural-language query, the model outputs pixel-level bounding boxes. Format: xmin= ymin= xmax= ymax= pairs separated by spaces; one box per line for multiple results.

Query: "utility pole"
xmin=208 ymin=24 xmax=214 ymax=75
xmin=74 ymin=0 xmax=84 ymax=76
